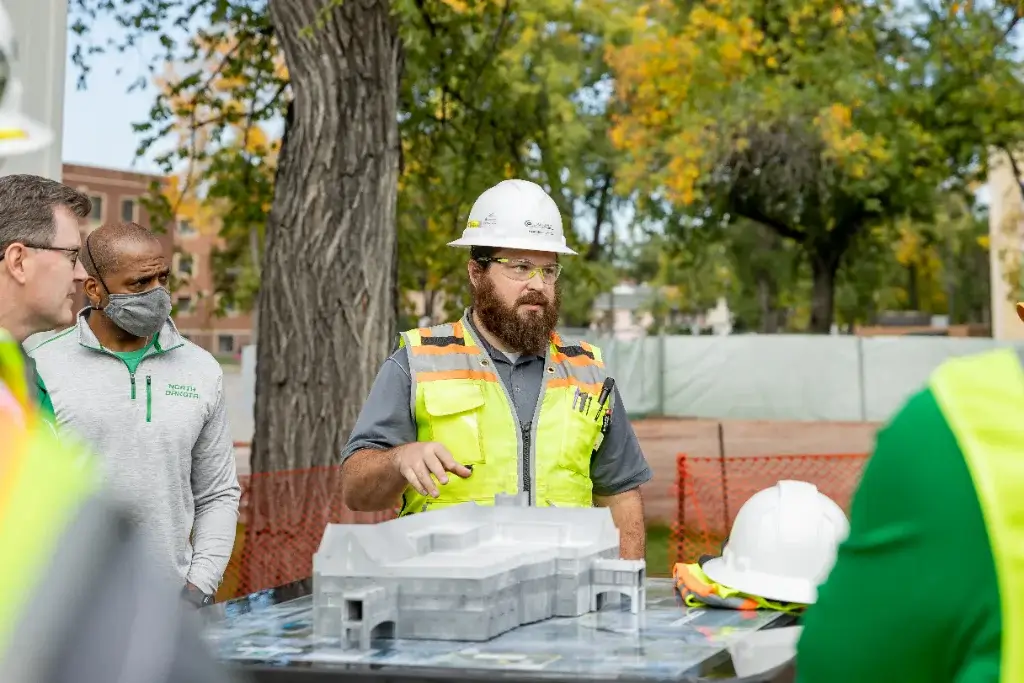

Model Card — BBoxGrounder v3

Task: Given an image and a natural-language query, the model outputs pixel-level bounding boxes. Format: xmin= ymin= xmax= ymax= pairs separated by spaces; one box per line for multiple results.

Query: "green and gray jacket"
xmin=29 ymin=310 xmax=240 ymax=595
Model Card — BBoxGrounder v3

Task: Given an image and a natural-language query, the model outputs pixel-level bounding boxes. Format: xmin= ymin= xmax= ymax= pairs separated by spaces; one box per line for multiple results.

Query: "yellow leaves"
xmin=830 ymin=6 xmax=845 ymax=25
xmin=813 ymin=101 xmax=889 ymax=179
xmin=827 ymin=103 xmax=852 ymax=127
xmin=240 ymin=124 xmax=272 ymax=155
xmin=893 ymin=220 xmax=920 ymax=267
xmin=719 ymin=40 xmax=743 ymax=64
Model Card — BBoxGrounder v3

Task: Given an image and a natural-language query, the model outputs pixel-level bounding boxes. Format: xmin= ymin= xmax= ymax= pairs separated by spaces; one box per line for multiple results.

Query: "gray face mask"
xmin=102 ymin=287 xmax=172 ymax=338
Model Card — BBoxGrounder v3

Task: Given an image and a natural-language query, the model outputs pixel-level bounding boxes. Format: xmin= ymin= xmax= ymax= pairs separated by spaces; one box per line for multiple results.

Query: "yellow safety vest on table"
xmin=673 ymin=563 xmax=807 ymax=614
xmin=398 ymin=316 xmax=608 ymax=514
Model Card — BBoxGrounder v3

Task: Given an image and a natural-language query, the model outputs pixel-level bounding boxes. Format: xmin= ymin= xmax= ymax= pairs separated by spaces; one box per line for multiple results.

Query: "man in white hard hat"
xmin=341 ymin=179 xmax=653 ymax=559
xmin=0 ymin=0 xmax=244 ymax=680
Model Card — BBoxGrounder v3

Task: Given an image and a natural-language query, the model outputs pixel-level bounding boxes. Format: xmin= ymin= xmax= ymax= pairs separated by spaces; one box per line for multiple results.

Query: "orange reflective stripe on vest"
xmin=398 ymin=315 xmax=605 ymax=514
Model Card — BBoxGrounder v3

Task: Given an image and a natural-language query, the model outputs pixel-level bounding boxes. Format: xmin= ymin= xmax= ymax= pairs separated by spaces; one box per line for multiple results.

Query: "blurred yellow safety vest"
xmin=397 ymin=316 xmax=607 ymax=514
xmin=0 ymin=329 xmax=104 ymax=679
xmin=929 ymin=348 xmax=1024 ymax=682
xmin=673 ymin=563 xmax=806 ymax=614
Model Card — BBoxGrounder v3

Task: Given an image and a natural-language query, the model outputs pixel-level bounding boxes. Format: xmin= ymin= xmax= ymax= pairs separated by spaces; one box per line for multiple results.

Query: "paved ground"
xmin=223 ymin=369 xmax=882 ymax=523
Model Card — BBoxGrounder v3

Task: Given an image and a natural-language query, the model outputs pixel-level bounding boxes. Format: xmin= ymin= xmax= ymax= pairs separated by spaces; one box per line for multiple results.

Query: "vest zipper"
xmin=146 ymin=375 xmax=152 ymax=423
xmin=521 ymin=421 xmax=532 ymax=500
xmin=130 ymin=372 xmax=136 ymax=400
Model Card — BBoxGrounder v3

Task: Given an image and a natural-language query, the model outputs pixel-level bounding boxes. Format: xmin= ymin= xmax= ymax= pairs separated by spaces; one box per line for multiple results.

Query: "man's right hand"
xmin=391 ymin=442 xmax=473 ymax=498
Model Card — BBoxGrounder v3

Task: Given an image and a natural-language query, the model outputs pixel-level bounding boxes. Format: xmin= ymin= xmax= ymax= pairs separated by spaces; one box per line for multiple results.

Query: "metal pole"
xmin=718 ymin=421 xmax=729 ymax=533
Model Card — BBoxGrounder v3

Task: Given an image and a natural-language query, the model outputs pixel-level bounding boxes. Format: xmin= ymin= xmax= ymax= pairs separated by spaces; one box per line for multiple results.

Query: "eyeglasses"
xmin=477 ymin=257 xmax=562 ymax=284
xmin=0 ymin=242 xmax=80 ymax=265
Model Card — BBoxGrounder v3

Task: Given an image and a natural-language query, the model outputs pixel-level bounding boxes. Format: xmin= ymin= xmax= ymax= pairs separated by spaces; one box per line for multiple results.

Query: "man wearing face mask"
xmin=29 ymin=221 xmax=241 ymax=606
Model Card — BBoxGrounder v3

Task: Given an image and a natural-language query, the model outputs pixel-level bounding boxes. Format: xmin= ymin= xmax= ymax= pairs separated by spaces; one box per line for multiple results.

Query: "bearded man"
xmin=341 ymin=180 xmax=651 ymax=559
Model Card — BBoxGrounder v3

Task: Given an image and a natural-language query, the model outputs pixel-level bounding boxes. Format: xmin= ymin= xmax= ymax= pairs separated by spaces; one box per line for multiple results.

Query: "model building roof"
xmin=314 ymin=501 xmax=620 ymax=580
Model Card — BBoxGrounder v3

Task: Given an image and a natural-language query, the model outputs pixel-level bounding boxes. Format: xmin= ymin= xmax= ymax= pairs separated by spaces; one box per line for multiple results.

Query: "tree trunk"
xmin=808 ymin=252 xmax=839 ymax=334
xmin=756 ymin=277 xmax=782 ymax=333
xmin=906 ymin=263 xmax=919 ymax=311
xmin=249 ymin=224 xmax=262 ymax=345
xmin=252 ymin=0 xmax=403 ymax=473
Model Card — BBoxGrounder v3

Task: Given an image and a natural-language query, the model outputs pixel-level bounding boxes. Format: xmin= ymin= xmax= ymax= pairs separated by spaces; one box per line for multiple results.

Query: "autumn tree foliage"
xmin=70 ymin=0 xmax=637 ymax=469
xmin=607 ymin=0 xmax=1024 ymax=332
xmin=73 ymin=0 xmax=402 ymax=473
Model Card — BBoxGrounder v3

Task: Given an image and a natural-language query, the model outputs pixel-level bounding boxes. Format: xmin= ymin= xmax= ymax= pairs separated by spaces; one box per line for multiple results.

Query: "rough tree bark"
xmin=252 ymin=0 xmax=403 ymax=473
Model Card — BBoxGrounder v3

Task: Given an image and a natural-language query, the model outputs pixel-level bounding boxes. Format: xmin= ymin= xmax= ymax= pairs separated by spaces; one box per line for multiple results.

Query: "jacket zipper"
xmin=146 ymin=375 xmax=152 ymax=423
xmin=521 ymin=421 xmax=532 ymax=499
xmin=130 ymin=372 xmax=136 ymax=399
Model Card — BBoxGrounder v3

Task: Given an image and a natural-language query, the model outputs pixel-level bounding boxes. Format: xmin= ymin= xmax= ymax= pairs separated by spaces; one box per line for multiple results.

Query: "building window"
xmin=217 ymin=335 xmax=234 ymax=353
xmin=120 ymin=198 xmax=137 ymax=222
xmin=178 ymin=219 xmax=196 ymax=236
xmin=88 ymin=195 xmax=104 ymax=221
xmin=176 ymin=296 xmax=192 ymax=313
xmin=177 ymin=255 xmax=194 ymax=277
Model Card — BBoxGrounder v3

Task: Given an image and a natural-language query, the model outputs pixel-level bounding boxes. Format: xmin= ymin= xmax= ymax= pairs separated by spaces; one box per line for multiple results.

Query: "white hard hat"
xmin=701 ymin=480 xmax=849 ymax=605
xmin=448 ymin=179 xmax=577 ymax=255
xmin=0 ymin=2 xmax=53 ymax=157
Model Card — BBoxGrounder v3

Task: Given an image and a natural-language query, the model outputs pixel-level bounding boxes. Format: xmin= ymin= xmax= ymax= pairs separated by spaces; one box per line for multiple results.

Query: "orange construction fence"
xmin=670 ymin=452 xmax=869 ymax=565
xmin=216 ymin=465 xmax=395 ymax=601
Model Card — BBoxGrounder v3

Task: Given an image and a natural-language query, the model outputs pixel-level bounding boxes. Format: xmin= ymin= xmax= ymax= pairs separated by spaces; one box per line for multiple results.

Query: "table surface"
xmin=201 ymin=578 xmax=788 ymax=681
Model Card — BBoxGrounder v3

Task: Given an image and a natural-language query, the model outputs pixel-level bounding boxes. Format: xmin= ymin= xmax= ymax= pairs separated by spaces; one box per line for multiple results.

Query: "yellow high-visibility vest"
xmin=929 ymin=348 xmax=1024 ymax=682
xmin=397 ymin=316 xmax=608 ymax=514
xmin=0 ymin=329 xmax=101 ymax=667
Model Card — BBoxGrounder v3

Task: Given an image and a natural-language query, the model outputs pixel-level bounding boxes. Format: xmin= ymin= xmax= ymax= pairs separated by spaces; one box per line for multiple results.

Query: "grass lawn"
xmin=646 ymin=522 xmax=674 ymax=577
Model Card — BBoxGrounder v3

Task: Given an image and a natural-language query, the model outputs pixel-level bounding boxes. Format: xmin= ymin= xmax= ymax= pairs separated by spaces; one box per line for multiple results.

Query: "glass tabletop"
xmin=201 ymin=578 xmax=792 ymax=681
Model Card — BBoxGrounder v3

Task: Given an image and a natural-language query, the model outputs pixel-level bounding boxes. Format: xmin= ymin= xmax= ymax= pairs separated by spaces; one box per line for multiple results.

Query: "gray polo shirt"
xmin=341 ymin=317 xmax=653 ymax=497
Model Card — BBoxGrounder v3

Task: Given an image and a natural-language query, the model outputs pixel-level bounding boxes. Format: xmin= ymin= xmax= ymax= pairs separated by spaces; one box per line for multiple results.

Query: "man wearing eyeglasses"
xmin=341 ymin=179 xmax=652 ymax=560
xmin=0 ymin=174 xmax=91 ymax=423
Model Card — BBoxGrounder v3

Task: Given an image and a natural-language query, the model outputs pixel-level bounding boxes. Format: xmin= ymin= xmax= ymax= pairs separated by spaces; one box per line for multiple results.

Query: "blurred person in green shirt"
xmin=795 ymin=324 xmax=1024 ymax=681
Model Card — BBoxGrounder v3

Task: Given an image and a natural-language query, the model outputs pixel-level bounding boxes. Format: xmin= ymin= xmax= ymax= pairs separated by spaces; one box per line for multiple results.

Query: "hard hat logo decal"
xmin=467 ymin=219 xmax=480 ymax=228
xmin=483 ymin=213 xmax=498 ymax=226
xmin=525 ymin=219 xmax=555 ymax=236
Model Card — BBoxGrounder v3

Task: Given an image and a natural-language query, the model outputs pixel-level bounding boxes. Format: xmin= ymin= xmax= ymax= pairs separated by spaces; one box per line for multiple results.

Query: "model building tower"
xmin=312 ymin=494 xmax=646 ymax=649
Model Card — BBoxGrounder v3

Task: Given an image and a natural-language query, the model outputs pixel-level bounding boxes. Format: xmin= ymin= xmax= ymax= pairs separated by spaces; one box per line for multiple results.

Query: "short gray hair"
xmin=0 ymin=174 xmax=92 ymax=253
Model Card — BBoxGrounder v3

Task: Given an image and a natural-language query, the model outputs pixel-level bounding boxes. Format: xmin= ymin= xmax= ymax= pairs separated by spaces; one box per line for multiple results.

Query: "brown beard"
xmin=473 ymin=273 xmax=560 ymax=356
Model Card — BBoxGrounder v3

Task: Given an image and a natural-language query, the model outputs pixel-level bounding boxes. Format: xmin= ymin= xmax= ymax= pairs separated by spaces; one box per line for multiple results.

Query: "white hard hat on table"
xmin=448 ymin=179 xmax=577 ymax=255
xmin=0 ymin=2 xmax=54 ymax=157
xmin=701 ymin=480 xmax=849 ymax=605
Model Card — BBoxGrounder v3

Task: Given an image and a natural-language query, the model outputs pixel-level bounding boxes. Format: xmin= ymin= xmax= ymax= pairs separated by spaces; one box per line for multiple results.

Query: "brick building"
xmin=62 ymin=163 xmax=254 ymax=357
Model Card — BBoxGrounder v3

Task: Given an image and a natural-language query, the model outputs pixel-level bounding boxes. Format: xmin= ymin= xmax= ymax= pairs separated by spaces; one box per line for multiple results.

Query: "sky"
xmin=60 ymin=17 xmax=174 ymax=175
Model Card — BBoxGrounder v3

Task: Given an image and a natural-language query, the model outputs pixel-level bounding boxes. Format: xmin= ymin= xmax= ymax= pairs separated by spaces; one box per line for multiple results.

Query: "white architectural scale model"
xmin=312 ymin=493 xmax=646 ymax=649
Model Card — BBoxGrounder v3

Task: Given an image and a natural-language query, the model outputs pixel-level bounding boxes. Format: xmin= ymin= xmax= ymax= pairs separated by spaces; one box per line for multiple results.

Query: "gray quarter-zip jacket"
xmin=30 ymin=310 xmax=241 ymax=595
